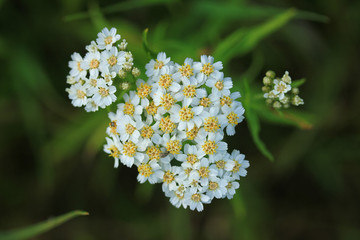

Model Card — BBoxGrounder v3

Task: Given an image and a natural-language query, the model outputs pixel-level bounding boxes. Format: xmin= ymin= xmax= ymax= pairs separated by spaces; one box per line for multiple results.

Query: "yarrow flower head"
xmin=66 ymin=27 xmax=139 ymax=112
xmin=103 ymin=52 xmax=249 ymax=211
xmin=262 ymin=70 xmax=304 ymax=109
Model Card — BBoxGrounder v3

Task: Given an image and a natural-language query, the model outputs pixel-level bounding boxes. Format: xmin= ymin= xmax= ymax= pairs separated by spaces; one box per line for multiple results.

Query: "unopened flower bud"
xmin=273 ymin=101 xmax=281 ymax=109
xmin=263 ymin=76 xmax=271 ymax=85
xmin=120 ymin=81 xmax=130 ymax=90
xmin=292 ymin=87 xmax=299 ymax=95
xmin=132 ymin=67 xmax=141 ymax=78
xmin=262 ymin=86 xmax=270 ymax=92
xmin=282 ymin=71 xmax=292 ymax=84
xmin=266 ymin=70 xmax=275 ymax=79
xmin=118 ymin=69 xmax=127 ymax=79
xmin=118 ymin=39 xmax=128 ymax=51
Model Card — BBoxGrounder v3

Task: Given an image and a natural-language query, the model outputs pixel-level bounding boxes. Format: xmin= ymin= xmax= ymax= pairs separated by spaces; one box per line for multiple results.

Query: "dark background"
xmin=0 ymin=0 xmax=359 ymax=239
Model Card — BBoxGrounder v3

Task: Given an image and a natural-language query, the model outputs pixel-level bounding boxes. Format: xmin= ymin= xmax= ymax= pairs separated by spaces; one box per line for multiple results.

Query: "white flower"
xmin=85 ymin=98 xmax=99 ymax=112
xmin=196 ymin=131 xmax=227 ymax=161
xmin=119 ymin=139 xmax=146 ymax=168
xmin=68 ymin=53 xmax=86 ymax=80
xmin=206 ymin=176 xmax=227 ymax=199
xmin=193 ymin=55 xmax=223 ymax=84
xmin=206 ymin=72 xmax=233 ymax=97
xmin=174 ymin=76 xmax=207 ymax=107
xmin=100 ymin=47 xmax=126 ymax=73
xmin=145 ymin=52 xmax=172 ymax=78
xmin=223 ymin=175 xmax=240 ymax=199
xmin=81 ymin=51 xmax=101 ymax=76
xmin=85 ymin=40 xmax=99 ymax=53
xmin=218 ymin=103 xmax=245 ymax=136
xmin=66 ymin=83 xmax=88 ymax=107
xmin=136 ymin=159 xmax=163 ymax=184
xmin=96 ymin=27 xmax=121 ymax=50
xmin=225 ymin=150 xmax=250 ymax=180
xmin=170 ymin=105 xmax=204 ymax=131
xmin=117 ymin=115 xmax=143 ymax=143
xmin=271 ymin=79 xmax=291 ymax=100
xmin=90 ymin=83 xmax=117 ymax=108
xmin=173 ymin=57 xmax=195 ymax=82
xmin=103 ymin=136 xmax=122 ymax=168
xmin=118 ymin=91 xmax=143 ymax=117
xmin=184 ymin=188 xmax=210 ymax=211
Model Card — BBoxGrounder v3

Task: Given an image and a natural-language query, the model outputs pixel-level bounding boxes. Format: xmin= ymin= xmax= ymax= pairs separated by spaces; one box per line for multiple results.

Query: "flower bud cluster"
xmin=262 ymin=71 xmax=304 ymax=109
xmin=104 ymin=53 xmax=249 ymax=211
xmin=66 ymin=28 xmax=139 ymax=112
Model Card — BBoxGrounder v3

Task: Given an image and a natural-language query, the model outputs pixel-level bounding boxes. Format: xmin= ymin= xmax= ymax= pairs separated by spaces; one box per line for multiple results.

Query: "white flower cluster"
xmin=66 ymin=27 xmax=139 ymax=112
xmin=262 ymin=70 xmax=304 ymax=109
xmin=104 ymin=53 xmax=249 ymax=211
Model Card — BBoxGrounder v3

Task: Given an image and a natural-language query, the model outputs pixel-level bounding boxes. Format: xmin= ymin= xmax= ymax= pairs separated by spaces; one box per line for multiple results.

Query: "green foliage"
xmin=0 ymin=211 xmax=88 ymax=240
xmin=214 ymin=9 xmax=297 ymax=65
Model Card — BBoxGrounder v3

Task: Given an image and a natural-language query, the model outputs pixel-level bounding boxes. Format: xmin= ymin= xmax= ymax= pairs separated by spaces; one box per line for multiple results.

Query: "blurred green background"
xmin=1 ymin=0 xmax=360 ymax=239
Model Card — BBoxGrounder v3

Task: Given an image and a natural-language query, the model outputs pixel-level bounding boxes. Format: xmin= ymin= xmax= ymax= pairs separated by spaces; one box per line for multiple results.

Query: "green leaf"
xmin=142 ymin=28 xmax=157 ymax=59
xmin=214 ymin=8 xmax=297 ymax=65
xmin=0 ymin=210 xmax=88 ymax=240
xmin=64 ymin=0 xmax=177 ymax=22
xmin=241 ymin=80 xmax=274 ymax=161
xmin=291 ymin=78 xmax=306 ymax=88
xmin=246 ymin=107 xmax=274 ymax=161
xmin=193 ymin=2 xmax=328 ymax=22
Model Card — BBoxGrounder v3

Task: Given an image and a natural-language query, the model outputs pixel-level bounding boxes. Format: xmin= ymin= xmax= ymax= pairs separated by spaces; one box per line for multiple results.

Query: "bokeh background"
xmin=1 ymin=0 xmax=360 ymax=239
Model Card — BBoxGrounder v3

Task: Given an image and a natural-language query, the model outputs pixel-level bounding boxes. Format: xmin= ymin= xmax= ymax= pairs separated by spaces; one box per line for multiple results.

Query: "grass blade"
xmin=214 ymin=8 xmax=297 ymax=65
xmin=0 ymin=210 xmax=89 ymax=240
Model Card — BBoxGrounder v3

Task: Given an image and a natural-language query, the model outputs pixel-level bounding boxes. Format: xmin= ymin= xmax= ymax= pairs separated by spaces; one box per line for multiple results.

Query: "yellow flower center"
xmin=76 ymin=89 xmax=86 ymax=99
xmin=215 ymin=80 xmax=224 ymax=90
xmin=159 ymin=116 xmax=176 ymax=133
xmin=108 ymin=145 xmax=120 ymax=158
xmin=186 ymin=126 xmax=199 ymax=140
xmin=146 ymin=146 xmax=161 ymax=160
xmin=198 ymin=166 xmax=210 ymax=178
xmin=220 ymin=96 xmax=232 ymax=107
xmin=109 ymin=121 xmax=117 ymax=135
xmin=200 ymin=63 xmax=214 ymax=76
xmin=163 ymin=170 xmax=175 ymax=184
xmin=183 ymin=85 xmax=196 ymax=98
xmin=98 ymin=87 xmax=109 ymax=97
xmin=179 ymin=106 xmax=194 ymax=121
xmin=138 ymin=163 xmax=153 ymax=177
xmin=107 ymin=55 xmax=117 ymax=66
xmin=158 ymin=74 xmax=173 ymax=89
xmin=204 ymin=116 xmax=220 ymax=133
xmin=226 ymin=182 xmax=233 ymax=189
xmin=215 ymin=160 xmax=225 ymax=169
xmin=141 ymin=125 xmax=154 ymax=139
xmin=125 ymin=123 xmax=135 ymax=135
xmin=232 ymin=161 xmax=242 ymax=173
xmin=200 ymin=97 xmax=211 ymax=107
xmin=90 ymin=59 xmax=100 ymax=69
xmin=160 ymin=93 xmax=175 ymax=111
xmin=227 ymin=112 xmax=239 ymax=126
xmin=123 ymin=102 xmax=135 ymax=116
xmin=146 ymin=101 xmax=158 ymax=116
xmin=202 ymin=140 xmax=218 ymax=155
xmin=90 ymin=79 xmax=97 ymax=87
xmin=186 ymin=154 xmax=199 ymax=165
xmin=209 ymin=181 xmax=219 ymax=190
xmin=154 ymin=59 xmax=164 ymax=69
xmin=122 ymin=141 xmax=137 ymax=157
xmin=191 ymin=193 xmax=201 ymax=202
xmin=137 ymin=83 xmax=152 ymax=98
xmin=179 ymin=64 xmax=194 ymax=78
xmin=104 ymin=36 xmax=113 ymax=45
xmin=77 ymin=62 xmax=83 ymax=72
xmin=166 ymin=140 xmax=181 ymax=155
